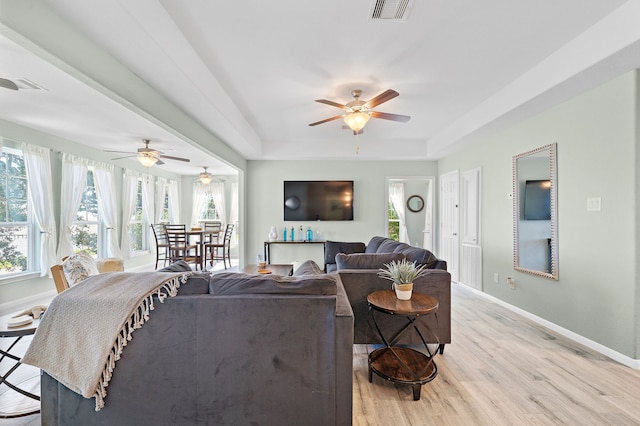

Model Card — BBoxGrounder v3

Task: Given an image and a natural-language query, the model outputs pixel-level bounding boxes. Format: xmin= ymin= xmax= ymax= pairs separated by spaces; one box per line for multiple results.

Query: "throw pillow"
xmin=293 ymin=260 xmax=324 ymax=276
xmin=62 ymin=252 xmax=99 ymax=287
xmin=335 ymin=252 xmax=405 ymax=270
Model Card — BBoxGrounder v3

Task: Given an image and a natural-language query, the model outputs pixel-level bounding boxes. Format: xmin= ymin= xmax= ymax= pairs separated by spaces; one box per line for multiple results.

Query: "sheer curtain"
xmin=121 ymin=170 xmax=139 ymax=259
xmin=168 ymin=180 xmax=180 ymax=223
xmin=58 ymin=154 xmax=88 ymax=259
xmin=389 ymin=182 xmax=409 ymax=243
xmin=22 ymin=144 xmax=57 ymax=275
xmin=141 ymin=175 xmax=155 ymax=245
xmin=93 ymin=161 xmax=121 ymax=258
xmin=155 ymin=177 xmax=167 ymax=223
xmin=210 ymin=182 xmax=227 ymax=225
xmin=190 ymin=182 xmax=209 ymax=228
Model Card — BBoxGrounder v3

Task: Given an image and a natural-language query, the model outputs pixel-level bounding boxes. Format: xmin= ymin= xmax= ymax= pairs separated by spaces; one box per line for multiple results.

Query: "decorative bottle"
xmin=306 ymin=227 xmax=313 ymax=241
xmin=283 ymin=227 xmax=287 ymax=242
xmin=299 ymin=226 xmax=303 ymax=241
xmin=290 ymin=227 xmax=295 ymax=242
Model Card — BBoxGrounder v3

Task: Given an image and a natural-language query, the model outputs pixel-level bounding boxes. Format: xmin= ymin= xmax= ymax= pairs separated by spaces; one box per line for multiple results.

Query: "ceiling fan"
xmin=0 ymin=78 xmax=18 ymax=91
xmin=309 ymin=89 xmax=410 ymax=135
xmin=106 ymin=139 xmax=190 ymax=167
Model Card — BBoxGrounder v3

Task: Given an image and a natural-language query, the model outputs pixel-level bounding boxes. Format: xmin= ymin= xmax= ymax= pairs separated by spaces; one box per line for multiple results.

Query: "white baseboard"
xmin=458 ymin=283 xmax=640 ymax=369
xmin=0 ymin=289 xmax=57 ymax=317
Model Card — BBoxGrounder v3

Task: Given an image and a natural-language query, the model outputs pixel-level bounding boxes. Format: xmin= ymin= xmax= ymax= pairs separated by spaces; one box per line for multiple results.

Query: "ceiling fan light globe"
xmin=138 ymin=154 xmax=158 ymax=167
xmin=344 ymin=111 xmax=371 ymax=132
xmin=199 ymin=174 xmax=213 ymax=184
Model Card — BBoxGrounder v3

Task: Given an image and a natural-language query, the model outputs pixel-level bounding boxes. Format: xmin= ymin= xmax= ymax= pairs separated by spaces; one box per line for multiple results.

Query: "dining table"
xmin=166 ymin=228 xmax=221 ymax=271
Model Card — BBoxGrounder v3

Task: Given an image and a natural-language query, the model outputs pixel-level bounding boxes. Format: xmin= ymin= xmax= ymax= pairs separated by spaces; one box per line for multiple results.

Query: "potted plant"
xmin=378 ymin=258 xmax=430 ymax=300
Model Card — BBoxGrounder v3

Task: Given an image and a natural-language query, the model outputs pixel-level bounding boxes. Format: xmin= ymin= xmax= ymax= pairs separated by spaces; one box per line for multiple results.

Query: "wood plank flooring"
xmin=3 ymin=282 xmax=640 ymax=425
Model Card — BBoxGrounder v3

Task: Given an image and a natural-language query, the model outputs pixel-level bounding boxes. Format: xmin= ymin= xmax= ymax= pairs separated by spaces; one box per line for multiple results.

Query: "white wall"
xmin=438 ymin=71 xmax=639 ymax=358
xmin=246 ymin=160 xmax=438 ymax=266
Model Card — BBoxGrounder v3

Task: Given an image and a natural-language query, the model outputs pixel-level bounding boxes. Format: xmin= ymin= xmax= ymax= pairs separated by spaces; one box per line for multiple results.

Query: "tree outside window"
xmin=0 ymin=150 xmax=29 ymax=274
xmin=200 ymin=194 xmax=219 ymax=220
xmin=71 ymin=169 xmax=99 ymax=256
xmin=388 ymin=200 xmax=400 ymax=242
xmin=129 ymin=179 xmax=145 ymax=252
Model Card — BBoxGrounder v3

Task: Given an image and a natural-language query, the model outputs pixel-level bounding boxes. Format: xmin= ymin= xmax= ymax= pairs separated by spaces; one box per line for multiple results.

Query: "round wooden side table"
xmin=367 ymin=290 xmax=439 ymax=401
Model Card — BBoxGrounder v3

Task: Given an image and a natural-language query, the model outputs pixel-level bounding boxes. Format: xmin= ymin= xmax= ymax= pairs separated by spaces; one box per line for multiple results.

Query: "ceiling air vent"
xmin=14 ymin=78 xmax=47 ymax=91
xmin=370 ymin=0 xmax=414 ymax=21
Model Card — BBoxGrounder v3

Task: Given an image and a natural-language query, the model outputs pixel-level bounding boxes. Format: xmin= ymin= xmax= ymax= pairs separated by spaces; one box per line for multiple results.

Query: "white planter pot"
xmin=394 ymin=283 xmax=413 ymax=300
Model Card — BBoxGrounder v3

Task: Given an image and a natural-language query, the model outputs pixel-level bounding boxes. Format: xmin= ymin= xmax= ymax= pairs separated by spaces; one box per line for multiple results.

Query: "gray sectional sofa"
xmin=40 ymin=260 xmax=353 ymax=426
xmin=325 ymin=236 xmax=451 ymax=353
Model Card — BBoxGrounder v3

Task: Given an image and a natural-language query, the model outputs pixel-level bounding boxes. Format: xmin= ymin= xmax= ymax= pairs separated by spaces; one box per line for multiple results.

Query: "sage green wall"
xmin=246 ymin=160 xmax=438 ymax=266
xmin=438 ymin=71 xmax=638 ymax=358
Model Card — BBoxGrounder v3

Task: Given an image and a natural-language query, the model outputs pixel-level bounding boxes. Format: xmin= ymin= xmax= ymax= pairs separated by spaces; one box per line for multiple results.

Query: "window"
xmin=128 ymin=179 xmax=145 ymax=252
xmin=200 ymin=193 xmax=219 ymax=220
xmin=71 ymin=169 xmax=99 ymax=255
xmin=388 ymin=200 xmax=400 ymax=242
xmin=160 ymin=186 xmax=170 ymax=223
xmin=0 ymin=149 xmax=30 ymax=274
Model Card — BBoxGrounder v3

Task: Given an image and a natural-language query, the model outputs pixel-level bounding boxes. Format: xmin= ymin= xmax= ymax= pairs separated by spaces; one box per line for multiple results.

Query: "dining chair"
xmin=151 ymin=223 xmax=171 ymax=269
xmin=205 ymin=223 xmax=234 ymax=270
xmin=165 ymin=224 xmax=201 ymax=270
xmin=203 ymin=221 xmax=222 ymax=244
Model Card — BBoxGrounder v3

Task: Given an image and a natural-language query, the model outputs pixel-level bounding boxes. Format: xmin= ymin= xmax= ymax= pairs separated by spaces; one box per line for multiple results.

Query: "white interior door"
xmin=461 ymin=167 xmax=482 ymax=290
xmin=440 ymin=170 xmax=459 ymax=282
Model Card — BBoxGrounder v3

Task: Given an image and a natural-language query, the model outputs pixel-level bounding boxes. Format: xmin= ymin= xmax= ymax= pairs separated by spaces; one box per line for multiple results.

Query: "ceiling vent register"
xmin=370 ymin=0 xmax=413 ymax=21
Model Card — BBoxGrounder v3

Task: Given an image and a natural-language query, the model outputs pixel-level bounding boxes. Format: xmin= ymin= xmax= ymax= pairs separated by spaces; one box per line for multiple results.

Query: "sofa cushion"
xmin=62 ymin=252 xmax=99 ymax=287
xmin=335 ymin=252 xmax=405 ymax=270
xmin=293 ymin=260 xmax=324 ymax=276
xmin=400 ymin=246 xmax=438 ymax=268
xmin=364 ymin=236 xmax=387 ymax=253
xmin=210 ymin=272 xmax=337 ymax=295
xmin=324 ymin=241 xmax=366 ymax=266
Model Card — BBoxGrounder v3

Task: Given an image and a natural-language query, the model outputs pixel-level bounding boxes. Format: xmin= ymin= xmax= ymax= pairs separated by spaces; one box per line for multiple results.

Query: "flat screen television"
xmin=524 ymin=179 xmax=551 ymax=220
xmin=284 ymin=180 xmax=354 ymax=221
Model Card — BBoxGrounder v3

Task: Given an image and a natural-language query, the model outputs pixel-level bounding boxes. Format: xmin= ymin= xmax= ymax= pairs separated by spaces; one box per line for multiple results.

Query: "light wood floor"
xmin=3 ymin=282 xmax=640 ymax=425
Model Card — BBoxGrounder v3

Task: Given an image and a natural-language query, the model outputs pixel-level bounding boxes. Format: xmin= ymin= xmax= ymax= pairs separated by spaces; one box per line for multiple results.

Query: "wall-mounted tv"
xmin=284 ymin=180 xmax=354 ymax=221
xmin=524 ymin=179 xmax=551 ymax=220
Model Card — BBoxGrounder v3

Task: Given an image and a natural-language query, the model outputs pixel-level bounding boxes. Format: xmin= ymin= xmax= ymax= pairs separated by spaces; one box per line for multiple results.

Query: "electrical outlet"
xmin=507 ymin=277 xmax=516 ymax=289
xmin=493 ymin=273 xmax=500 ymax=284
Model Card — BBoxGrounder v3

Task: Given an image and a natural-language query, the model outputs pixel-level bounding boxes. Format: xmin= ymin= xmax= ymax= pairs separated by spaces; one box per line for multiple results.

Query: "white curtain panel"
xmin=190 ymin=182 xmax=208 ymax=228
xmin=121 ymin=170 xmax=139 ymax=259
xmin=168 ymin=180 xmax=180 ymax=223
xmin=57 ymin=154 xmax=88 ymax=259
xmin=22 ymin=144 xmax=57 ymax=276
xmin=141 ymin=175 xmax=155 ymax=244
xmin=155 ymin=177 xmax=167 ymax=224
xmin=210 ymin=182 xmax=227 ymax=226
xmin=389 ymin=182 xmax=409 ymax=244
xmin=93 ymin=162 xmax=121 ymax=258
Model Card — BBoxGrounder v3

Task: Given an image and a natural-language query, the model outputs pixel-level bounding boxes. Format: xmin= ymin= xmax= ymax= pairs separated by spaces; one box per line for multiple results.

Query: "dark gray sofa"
xmin=325 ymin=236 xmax=451 ymax=353
xmin=40 ymin=260 xmax=354 ymax=426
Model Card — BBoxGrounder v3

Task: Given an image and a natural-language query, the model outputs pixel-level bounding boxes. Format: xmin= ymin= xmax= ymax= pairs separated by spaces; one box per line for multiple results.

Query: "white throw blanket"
xmin=22 ymin=271 xmax=190 ymax=411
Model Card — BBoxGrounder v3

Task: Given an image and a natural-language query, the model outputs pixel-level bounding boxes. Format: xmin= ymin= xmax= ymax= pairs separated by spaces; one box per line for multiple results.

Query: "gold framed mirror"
xmin=512 ymin=143 xmax=558 ymax=280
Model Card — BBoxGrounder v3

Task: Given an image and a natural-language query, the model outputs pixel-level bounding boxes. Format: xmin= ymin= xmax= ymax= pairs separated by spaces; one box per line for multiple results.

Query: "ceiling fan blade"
xmin=0 ymin=78 xmax=18 ymax=90
xmin=110 ymin=155 xmax=137 ymax=161
xmin=365 ymin=89 xmax=399 ymax=109
xmin=309 ymin=115 xmax=345 ymax=126
xmin=156 ymin=159 xmax=165 ymax=166
xmin=159 ymin=154 xmax=190 ymax=162
xmin=370 ymin=111 xmax=411 ymax=123
xmin=315 ymin=99 xmax=347 ymax=109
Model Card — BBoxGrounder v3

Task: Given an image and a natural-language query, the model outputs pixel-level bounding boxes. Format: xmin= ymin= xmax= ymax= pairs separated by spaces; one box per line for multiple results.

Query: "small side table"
xmin=367 ymin=290 xmax=439 ymax=401
xmin=0 ymin=313 xmax=41 ymax=418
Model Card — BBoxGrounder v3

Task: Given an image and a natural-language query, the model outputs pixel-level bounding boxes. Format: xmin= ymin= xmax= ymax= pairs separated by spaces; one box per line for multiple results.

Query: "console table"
xmin=263 ymin=240 xmax=325 ymax=264
xmin=367 ymin=290 xmax=439 ymax=401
